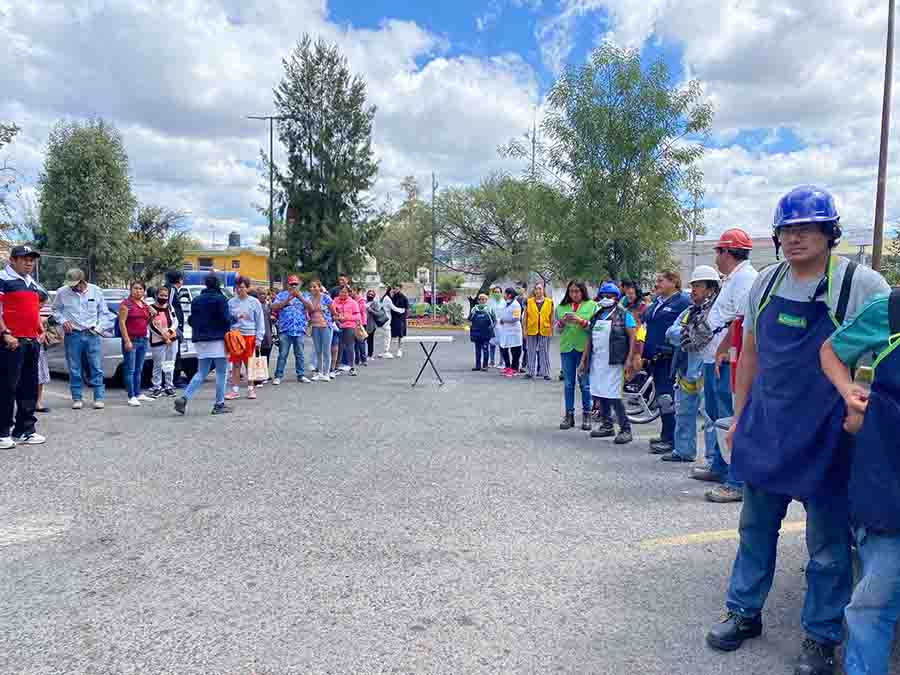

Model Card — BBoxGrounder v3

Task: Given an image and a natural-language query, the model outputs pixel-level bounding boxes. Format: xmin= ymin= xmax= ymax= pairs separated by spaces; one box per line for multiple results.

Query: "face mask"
xmin=599 ymin=298 xmax=616 ymax=308
xmin=491 ymin=293 xmax=501 ymax=300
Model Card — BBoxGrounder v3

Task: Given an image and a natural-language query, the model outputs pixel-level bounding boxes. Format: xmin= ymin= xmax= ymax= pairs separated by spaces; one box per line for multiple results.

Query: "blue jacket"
xmin=188 ymin=288 xmax=233 ymax=343
xmin=641 ymin=292 xmax=690 ymax=359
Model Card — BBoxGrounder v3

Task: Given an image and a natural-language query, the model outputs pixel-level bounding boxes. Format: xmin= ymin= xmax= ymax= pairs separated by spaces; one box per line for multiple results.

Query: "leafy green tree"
xmin=129 ymin=205 xmax=191 ymax=284
xmin=274 ymin=35 xmax=380 ymax=286
xmin=371 ymin=176 xmax=432 ymax=284
xmin=437 ymin=173 xmax=558 ymax=293
xmin=0 ymin=123 xmax=21 ymax=235
xmin=517 ymin=45 xmax=713 ymax=282
xmin=37 ymin=119 xmax=137 ymax=284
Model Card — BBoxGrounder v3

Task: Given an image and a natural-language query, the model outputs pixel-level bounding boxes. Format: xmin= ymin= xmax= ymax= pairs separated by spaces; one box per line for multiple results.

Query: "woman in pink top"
xmin=331 ymin=286 xmax=362 ymax=376
xmin=352 ymin=287 xmax=368 ymax=367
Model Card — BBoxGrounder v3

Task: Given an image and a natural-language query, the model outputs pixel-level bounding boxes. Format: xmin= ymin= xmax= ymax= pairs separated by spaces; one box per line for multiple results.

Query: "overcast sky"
xmin=3 ymin=0 xmax=898 ymax=248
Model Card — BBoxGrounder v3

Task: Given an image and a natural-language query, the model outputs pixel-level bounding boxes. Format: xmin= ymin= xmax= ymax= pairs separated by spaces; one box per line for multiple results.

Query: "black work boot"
xmin=794 ymin=638 xmax=835 ymax=675
xmin=581 ymin=415 xmax=592 ymax=431
xmin=706 ymin=611 xmax=762 ymax=652
xmin=559 ymin=413 xmax=575 ymax=430
xmin=614 ymin=430 xmax=633 ymax=444
xmin=591 ymin=421 xmax=615 ymax=438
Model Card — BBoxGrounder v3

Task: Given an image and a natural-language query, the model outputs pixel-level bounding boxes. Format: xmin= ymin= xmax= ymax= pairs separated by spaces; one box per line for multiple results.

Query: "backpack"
xmin=470 ymin=308 xmax=494 ymax=342
xmin=680 ymin=295 xmax=718 ymax=353
xmin=369 ymin=302 xmax=388 ymax=327
xmin=224 ymin=329 xmax=246 ymax=356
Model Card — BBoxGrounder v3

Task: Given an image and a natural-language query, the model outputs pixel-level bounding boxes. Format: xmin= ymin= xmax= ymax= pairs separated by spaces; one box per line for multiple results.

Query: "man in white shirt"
xmin=691 ymin=229 xmax=758 ymax=503
xmin=52 ymin=268 xmax=114 ymax=410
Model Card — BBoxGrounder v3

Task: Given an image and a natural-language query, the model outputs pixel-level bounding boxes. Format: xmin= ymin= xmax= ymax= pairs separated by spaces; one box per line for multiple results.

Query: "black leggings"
xmin=499 ymin=346 xmax=522 ymax=370
xmin=366 ymin=329 xmax=376 ymax=357
xmin=594 ymin=396 xmax=631 ymax=432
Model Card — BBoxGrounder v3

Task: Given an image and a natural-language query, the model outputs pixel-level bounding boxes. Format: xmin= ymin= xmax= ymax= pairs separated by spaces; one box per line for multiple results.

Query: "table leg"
xmin=412 ymin=342 xmax=444 ymax=387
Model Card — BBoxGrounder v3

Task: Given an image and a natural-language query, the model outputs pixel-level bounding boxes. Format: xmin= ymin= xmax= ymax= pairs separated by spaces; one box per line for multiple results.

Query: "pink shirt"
xmin=332 ymin=296 xmax=361 ymax=329
xmin=356 ymin=297 xmax=367 ymax=325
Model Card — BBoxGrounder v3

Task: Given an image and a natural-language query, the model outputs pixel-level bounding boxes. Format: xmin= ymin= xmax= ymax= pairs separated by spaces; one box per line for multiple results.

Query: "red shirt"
xmin=0 ymin=267 xmax=41 ymax=338
xmin=122 ymin=298 xmax=151 ymax=339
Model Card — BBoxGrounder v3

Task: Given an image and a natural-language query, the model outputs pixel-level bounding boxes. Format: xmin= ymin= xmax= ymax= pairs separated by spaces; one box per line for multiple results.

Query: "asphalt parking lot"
xmin=2 ymin=331 xmax=896 ymax=674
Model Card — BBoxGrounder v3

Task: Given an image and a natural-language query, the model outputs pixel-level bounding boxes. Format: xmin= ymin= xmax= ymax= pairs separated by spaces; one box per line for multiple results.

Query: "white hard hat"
xmin=690 ymin=265 xmax=721 ymax=284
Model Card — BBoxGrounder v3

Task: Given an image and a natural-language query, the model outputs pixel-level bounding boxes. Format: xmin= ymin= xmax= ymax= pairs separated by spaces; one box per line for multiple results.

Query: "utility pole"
xmin=690 ymin=194 xmax=699 ymax=272
xmin=873 ymin=0 xmax=896 ymax=271
xmin=431 ymin=172 xmax=438 ymax=319
xmin=248 ymin=114 xmax=290 ymax=289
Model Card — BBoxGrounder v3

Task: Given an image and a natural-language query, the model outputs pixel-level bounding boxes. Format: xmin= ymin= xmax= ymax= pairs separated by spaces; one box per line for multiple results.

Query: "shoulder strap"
xmin=889 ymin=289 xmax=900 ymax=336
xmin=758 ymin=262 xmax=788 ymax=312
xmin=834 ymin=260 xmax=858 ymax=325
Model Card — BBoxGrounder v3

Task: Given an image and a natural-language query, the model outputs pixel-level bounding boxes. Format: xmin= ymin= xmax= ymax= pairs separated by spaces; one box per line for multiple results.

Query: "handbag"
xmin=355 ymin=325 xmax=369 ymax=340
xmin=224 ymin=330 xmax=246 ymax=356
xmin=247 ymin=348 xmax=269 ymax=382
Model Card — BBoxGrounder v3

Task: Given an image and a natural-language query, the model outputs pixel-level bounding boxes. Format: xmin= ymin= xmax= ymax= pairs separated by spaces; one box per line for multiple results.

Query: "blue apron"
xmin=850 ymin=330 xmax=900 ymax=532
xmin=732 ymin=269 xmax=849 ymax=499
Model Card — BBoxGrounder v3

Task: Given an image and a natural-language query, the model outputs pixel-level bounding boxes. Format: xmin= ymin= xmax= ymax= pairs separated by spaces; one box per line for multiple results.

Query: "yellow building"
xmin=182 ymin=245 xmax=270 ymax=285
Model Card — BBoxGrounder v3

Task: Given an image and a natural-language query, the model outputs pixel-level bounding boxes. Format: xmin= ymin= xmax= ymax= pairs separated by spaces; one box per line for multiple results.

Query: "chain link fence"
xmin=33 ymin=253 xmax=89 ymax=291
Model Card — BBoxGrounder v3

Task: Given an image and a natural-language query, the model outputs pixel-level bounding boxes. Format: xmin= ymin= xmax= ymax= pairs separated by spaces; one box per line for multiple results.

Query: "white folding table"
xmin=401 ymin=336 xmax=455 ymax=387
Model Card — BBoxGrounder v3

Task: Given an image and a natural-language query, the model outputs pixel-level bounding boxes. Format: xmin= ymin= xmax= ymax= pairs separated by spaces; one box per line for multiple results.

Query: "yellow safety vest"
xmin=526 ymin=297 xmax=553 ymax=336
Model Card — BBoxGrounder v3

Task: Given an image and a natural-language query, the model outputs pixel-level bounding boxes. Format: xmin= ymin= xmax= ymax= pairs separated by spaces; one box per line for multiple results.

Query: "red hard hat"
xmin=715 ymin=228 xmax=753 ymax=251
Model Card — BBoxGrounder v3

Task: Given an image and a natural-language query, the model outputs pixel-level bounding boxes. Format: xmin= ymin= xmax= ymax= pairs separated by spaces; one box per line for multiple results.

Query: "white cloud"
xmin=2 ymin=0 xmax=538 ymax=247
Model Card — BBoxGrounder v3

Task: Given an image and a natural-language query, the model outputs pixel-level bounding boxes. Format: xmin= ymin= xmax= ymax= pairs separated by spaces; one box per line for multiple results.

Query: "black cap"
xmin=10 ymin=245 xmax=40 ymax=259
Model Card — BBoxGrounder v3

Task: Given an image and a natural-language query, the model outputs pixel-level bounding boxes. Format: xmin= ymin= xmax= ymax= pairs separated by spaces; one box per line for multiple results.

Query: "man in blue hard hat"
xmin=705 ymin=186 xmax=889 ymax=675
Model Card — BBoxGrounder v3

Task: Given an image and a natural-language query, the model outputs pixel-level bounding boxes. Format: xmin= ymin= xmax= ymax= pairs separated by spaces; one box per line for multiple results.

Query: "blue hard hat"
xmin=597 ymin=282 xmax=621 ymax=299
xmin=773 ymin=185 xmax=840 ymax=230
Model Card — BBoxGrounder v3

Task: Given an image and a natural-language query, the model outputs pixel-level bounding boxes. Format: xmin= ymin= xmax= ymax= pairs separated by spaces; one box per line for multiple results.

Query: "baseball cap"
xmin=10 ymin=245 xmax=40 ymax=259
xmin=287 ymin=274 xmax=301 ymax=285
xmin=65 ymin=268 xmax=86 ymax=287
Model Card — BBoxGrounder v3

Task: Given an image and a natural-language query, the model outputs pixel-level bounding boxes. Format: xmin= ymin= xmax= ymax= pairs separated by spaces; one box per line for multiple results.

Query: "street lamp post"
xmin=248 ymin=114 xmax=290 ymax=289
xmin=873 ymin=0 xmax=896 ymax=272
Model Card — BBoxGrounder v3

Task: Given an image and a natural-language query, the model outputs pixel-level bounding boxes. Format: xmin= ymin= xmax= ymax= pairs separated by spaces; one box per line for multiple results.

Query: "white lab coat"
xmin=495 ymin=300 xmax=523 ymax=348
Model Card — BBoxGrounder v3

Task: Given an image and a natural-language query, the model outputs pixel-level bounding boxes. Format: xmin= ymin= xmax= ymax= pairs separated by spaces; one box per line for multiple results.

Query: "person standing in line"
xmin=36 ymin=288 xmax=55 ymax=413
xmin=332 ymin=274 xmax=353 ymax=369
xmin=556 ymin=280 xmax=596 ymax=430
xmin=496 ymin=287 xmax=523 ymax=377
xmin=365 ymin=289 xmax=386 ymax=359
xmin=118 ymin=280 xmax=153 ymax=407
xmin=164 ymin=270 xmax=187 ymax=387
xmin=248 ymin=288 xmax=273 ymax=387
xmin=620 ymin=281 xmax=648 ymax=324
xmin=524 ymin=282 xmax=554 ymax=380
xmin=0 ymin=246 xmax=45 ymax=448
xmin=660 ymin=266 xmax=721 ymax=463
xmin=705 ymin=186 xmax=889 ymax=675
xmin=580 ymin=282 xmax=635 ymax=444
xmin=270 ymin=275 xmax=311 ymax=385
xmin=174 ymin=274 xmax=236 ymax=416
xmin=52 ymin=268 xmax=113 ymax=410
xmin=380 ymin=287 xmax=396 ymax=358
xmin=468 ymin=293 xmax=496 ymax=371
xmin=820 ymin=292 xmax=900 ymax=675
xmin=352 ymin=287 xmax=368 ymax=367
xmin=486 ymin=286 xmax=505 ymax=368
xmin=332 ymin=285 xmax=362 ymax=377
xmin=389 ymin=287 xmax=409 ymax=358
xmin=643 ymin=271 xmax=690 ymax=455
xmin=516 ymin=284 xmax=529 ymax=372
xmin=148 ymin=286 xmax=179 ymax=398
xmin=692 ymin=229 xmax=758 ymax=503
xmin=225 ymin=277 xmax=265 ymax=400
xmin=301 ymin=279 xmax=334 ymax=382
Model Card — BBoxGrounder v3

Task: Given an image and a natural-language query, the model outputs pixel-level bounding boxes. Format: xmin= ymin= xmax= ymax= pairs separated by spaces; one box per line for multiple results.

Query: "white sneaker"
xmin=310 ymin=366 xmax=318 ymax=372
xmin=382 ymin=352 xmax=394 ymax=359
xmin=93 ymin=401 xmax=105 ymax=410
xmin=397 ymin=349 xmax=403 ymax=358
xmin=72 ymin=400 xmax=84 ymax=410
xmin=0 ymin=437 xmax=14 ymax=450
xmin=299 ymin=376 xmax=312 ymax=383
xmin=137 ymin=394 xmax=154 ymax=402
xmin=339 ymin=365 xmax=351 ymax=372
xmin=14 ymin=433 xmax=46 ymax=445
xmin=128 ymin=397 xmax=141 ymax=407
xmin=328 ymin=373 xmax=336 ymax=380
xmin=272 ymin=378 xmax=281 ymax=386
xmin=311 ymin=374 xmax=321 ymax=382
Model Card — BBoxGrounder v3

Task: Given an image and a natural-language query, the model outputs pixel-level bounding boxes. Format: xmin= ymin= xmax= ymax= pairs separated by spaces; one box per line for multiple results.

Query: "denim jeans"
xmin=64 ymin=331 xmax=104 ymax=401
xmin=652 ymin=358 xmax=676 ymax=443
xmin=310 ymin=326 xmax=332 ymax=375
xmin=561 ymin=350 xmax=590 ymax=414
xmin=121 ymin=337 xmax=148 ymax=398
xmin=354 ymin=338 xmax=367 ymax=365
xmin=339 ymin=327 xmax=356 ymax=368
xmin=184 ymin=357 xmax=227 ymax=406
xmin=275 ymin=333 xmax=305 ymax=379
xmin=474 ymin=341 xmax=489 ymax=369
xmin=843 ymin=527 xmax=900 ymax=675
xmin=151 ymin=342 xmax=178 ymax=389
xmin=673 ymin=383 xmax=701 ymax=460
xmin=725 ymin=484 xmax=852 ymax=645
xmin=488 ymin=342 xmax=497 ymax=366
xmin=703 ymin=363 xmax=741 ymax=488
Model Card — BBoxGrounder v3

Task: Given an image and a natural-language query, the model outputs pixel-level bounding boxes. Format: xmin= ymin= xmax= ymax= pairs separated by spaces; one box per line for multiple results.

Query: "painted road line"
xmin=639 ymin=520 xmax=806 ymax=549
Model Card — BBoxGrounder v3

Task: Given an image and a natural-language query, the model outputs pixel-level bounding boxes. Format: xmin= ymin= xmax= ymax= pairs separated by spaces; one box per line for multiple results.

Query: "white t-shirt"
xmin=702 ymin=260 xmax=758 ymax=363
